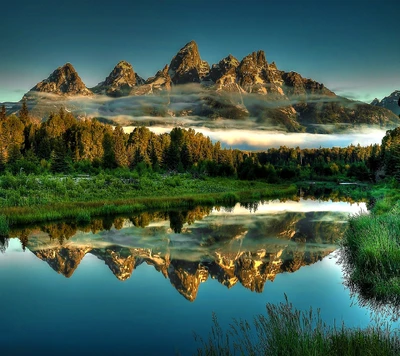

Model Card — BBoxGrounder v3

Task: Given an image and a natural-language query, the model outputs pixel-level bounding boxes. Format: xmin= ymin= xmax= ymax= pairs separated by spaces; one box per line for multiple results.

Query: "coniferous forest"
xmin=0 ymin=99 xmax=395 ymax=183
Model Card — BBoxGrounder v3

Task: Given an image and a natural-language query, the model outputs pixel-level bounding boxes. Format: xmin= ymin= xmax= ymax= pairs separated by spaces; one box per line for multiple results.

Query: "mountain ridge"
xmin=371 ymin=90 xmax=400 ymax=116
xmin=9 ymin=40 xmax=400 ymax=133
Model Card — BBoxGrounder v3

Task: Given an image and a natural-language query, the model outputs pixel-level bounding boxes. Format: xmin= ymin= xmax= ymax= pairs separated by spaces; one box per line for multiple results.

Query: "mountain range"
xmin=8 ymin=40 xmax=400 ymax=133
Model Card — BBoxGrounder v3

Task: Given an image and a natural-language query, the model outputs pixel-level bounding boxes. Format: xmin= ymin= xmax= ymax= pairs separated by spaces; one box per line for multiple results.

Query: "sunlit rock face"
xmin=168 ymin=260 xmax=209 ymax=302
xmin=168 ymin=41 xmax=210 ymax=84
xmin=91 ymin=61 xmax=145 ymax=97
xmin=207 ymin=54 xmax=242 ymax=93
xmin=236 ymin=50 xmax=278 ymax=95
xmin=32 ymin=246 xmax=92 ymax=278
xmin=91 ymin=247 xmax=138 ymax=281
xmin=281 ymin=71 xmax=335 ymax=98
xmin=135 ymin=65 xmax=173 ymax=95
xmin=13 ymin=41 xmax=399 ymax=132
xmin=27 ymin=63 xmax=93 ymax=97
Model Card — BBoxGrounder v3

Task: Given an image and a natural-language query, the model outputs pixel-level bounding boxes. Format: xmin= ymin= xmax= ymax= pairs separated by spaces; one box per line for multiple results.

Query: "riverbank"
xmin=341 ymin=180 xmax=400 ymax=304
xmin=0 ymin=172 xmax=297 ymax=229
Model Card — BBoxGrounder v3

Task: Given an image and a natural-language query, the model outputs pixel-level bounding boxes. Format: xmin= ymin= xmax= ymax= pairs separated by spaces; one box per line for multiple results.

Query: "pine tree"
xmin=102 ymin=132 xmax=116 ymax=169
xmin=7 ymin=143 xmax=22 ymax=164
xmin=0 ymin=105 xmax=6 ymax=122
xmin=51 ymin=139 xmax=70 ymax=173
xmin=181 ymin=143 xmax=193 ymax=169
xmin=19 ymin=98 xmax=29 ymax=125
xmin=113 ymin=126 xmax=128 ymax=168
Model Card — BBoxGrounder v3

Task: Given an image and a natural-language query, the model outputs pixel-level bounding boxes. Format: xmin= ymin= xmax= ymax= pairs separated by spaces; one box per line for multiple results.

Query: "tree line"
xmin=0 ymin=99 xmax=396 ymax=181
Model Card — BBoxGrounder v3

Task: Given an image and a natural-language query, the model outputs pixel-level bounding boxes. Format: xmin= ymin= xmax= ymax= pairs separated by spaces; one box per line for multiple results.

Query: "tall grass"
xmin=195 ymin=296 xmax=400 ymax=356
xmin=341 ymin=202 xmax=400 ymax=304
xmin=0 ymin=173 xmax=297 ymax=226
xmin=0 ymin=214 xmax=9 ymax=236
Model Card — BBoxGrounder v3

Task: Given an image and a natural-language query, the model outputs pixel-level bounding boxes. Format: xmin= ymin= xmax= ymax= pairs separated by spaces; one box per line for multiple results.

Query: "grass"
xmin=0 ymin=215 xmax=9 ymax=237
xmin=0 ymin=172 xmax=297 ymax=228
xmin=340 ymin=179 xmax=400 ymax=306
xmin=194 ymin=296 xmax=400 ymax=356
xmin=341 ymin=202 xmax=400 ymax=305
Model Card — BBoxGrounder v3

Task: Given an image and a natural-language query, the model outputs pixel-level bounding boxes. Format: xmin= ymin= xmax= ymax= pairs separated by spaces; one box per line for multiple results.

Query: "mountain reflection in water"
xmin=4 ymin=199 xmax=366 ymax=302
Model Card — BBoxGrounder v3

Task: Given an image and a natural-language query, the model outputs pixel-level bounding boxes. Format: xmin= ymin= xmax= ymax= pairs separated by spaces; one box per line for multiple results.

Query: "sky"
xmin=0 ymin=0 xmax=399 ymax=103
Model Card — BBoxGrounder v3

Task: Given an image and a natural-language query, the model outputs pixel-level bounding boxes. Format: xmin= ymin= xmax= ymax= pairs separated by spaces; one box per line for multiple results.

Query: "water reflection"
xmin=4 ymin=199 xmax=364 ymax=302
xmin=339 ymin=249 xmax=400 ymax=321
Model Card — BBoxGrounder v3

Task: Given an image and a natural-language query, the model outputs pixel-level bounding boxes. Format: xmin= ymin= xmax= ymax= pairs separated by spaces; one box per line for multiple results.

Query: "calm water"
xmin=0 ymin=199 xmax=397 ymax=355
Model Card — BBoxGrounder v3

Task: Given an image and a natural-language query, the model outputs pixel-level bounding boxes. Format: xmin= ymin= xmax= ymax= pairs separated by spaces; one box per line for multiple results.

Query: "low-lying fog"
xmin=27 ymin=88 xmax=391 ymax=150
xmin=125 ymin=125 xmax=387 ymax=150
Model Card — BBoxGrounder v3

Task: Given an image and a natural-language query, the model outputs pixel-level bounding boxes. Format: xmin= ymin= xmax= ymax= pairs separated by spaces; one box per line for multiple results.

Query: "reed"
xmin=195 ymin=296 xmax=400 ymax=356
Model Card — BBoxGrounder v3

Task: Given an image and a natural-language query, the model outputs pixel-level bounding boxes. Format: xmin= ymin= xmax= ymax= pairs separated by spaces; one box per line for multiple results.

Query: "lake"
xmin=0 ymin=198 xmax=398 ymax=355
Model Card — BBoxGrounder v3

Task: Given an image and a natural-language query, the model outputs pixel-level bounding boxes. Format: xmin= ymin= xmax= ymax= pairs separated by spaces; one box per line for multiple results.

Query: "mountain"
xmin=32 ymin=245 xmax=92 ymax=278
xmin=11 ymin=41 xmax=400 ymax=132
xmin=168 ymin=40 xmax=210 ymax=84
xmin=371 ymin=90 xmax=400 ymax=115
xmin=91 ymin=61 xmax=145 ymax=97
xmin=131 ymin=64 xmax=172 ymax=95
xmin=26 ymin=63 xmax=92 ymax=97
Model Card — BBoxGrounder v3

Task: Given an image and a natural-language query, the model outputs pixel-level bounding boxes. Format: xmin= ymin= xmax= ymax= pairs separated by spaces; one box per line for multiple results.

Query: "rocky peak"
xmin=236 ymin=50 xmax=271 ymax=94
xmin=92 ymin=60 xmax=144 ymax=97
xmin=31 ymin=246 xmax=91 ymax=278
xmin=370 ymin=98 xmax=380 ymax=106
xmin=371 ymin=90 xmax=400 ymax=115
xmin=145 ymin=64 xmax=172 ymax=90
xmin=209 ymin=54 xmax=240 ymax=82
xmin=282 ymin=71 xmax=335 ymax=97
xmin=29 ymin=63 xmax=93 ymax=96
xmin=168 ymin=40 xmax=210 ymax=84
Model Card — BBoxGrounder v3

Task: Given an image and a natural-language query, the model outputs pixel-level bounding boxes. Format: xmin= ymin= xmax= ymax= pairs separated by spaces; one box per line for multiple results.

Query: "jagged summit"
xmin=15 ymin=41 xmax=400 ymax=132
xmin=168 ymin=40 xmax=210 ymax=84
xmin=371 ymin=90 xmax=400 ymax=115
xmin=370 ymin=98 xmax=380 ymax=106
xmin=91 ymin=60 xmax=145 ymax=97
xmin=28 ymin=63 xmax=93 ymax=96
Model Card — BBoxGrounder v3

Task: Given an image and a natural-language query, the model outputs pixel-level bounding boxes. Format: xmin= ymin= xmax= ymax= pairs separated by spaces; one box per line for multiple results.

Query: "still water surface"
xmin=0 ymin=199 xmax=397 ymax=355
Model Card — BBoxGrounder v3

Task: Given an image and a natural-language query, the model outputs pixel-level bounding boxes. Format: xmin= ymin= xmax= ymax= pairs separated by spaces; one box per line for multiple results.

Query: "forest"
xmin=1 ymin=99 xmax=397 ymax=183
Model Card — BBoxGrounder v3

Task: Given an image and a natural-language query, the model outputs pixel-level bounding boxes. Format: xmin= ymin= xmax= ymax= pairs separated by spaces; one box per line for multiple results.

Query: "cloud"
xmin=136 ymin=125 xmax=387 ymax=150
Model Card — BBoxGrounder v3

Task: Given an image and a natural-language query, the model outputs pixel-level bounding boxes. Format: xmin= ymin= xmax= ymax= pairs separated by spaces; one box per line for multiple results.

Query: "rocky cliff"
xmin=91 ymin=61 xmax=145 ymax=97
xmin=371 ymin=90 xmax=400 ymax=115
xmin=168 ymin=40 xmax=210 ymax=84
xmin=14 ymin=41 xmax=399 ymax=132
xmin=27 ymin=63 xmax=93 ymax=97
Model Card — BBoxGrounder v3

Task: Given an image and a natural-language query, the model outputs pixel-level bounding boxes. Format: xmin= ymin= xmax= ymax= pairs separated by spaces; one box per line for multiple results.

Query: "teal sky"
xmin=1 ymin=0 xmax=399 ymax=103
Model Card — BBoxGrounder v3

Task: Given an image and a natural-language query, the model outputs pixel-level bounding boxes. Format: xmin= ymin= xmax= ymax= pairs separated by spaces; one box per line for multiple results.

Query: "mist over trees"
xmin=0 ymin=101 xmax=397 ymax=182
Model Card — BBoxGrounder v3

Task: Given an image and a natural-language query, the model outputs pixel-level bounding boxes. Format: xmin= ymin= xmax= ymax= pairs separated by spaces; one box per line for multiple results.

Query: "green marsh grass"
xmin=195 ymin=296 xmax=400 ymax=356
xmin=342 ymin=199 xmax=400 ymax=304
xmin=0 ymin=215 xmax=9 ymax=236
xmin=0 ymin=173 xmax=297 ymax=226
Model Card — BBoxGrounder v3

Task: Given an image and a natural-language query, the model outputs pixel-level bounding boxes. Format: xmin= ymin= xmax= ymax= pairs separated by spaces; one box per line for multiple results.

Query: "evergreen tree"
xmin=0 ymin=150 xmax=5 ymax=172
xmin=181 ymin=143 xmax=193 ymax=169
xmin=165 ymin=143 xmax=181 ymax=170
xmin=51 ymin=139 xmax=70 ymax=173
xmin=113 ymin=126 xmax=128 ymax=168
xmin=19 ymin=98 xmax=29 ymax=125
xmin=0 ymin=105 xmax=6 ymax=122
xmin=7 ymin=143 xmax=23 ymax=164
xmin=102 ymin=132 xmax=116 ymax=169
